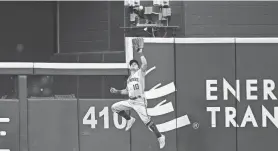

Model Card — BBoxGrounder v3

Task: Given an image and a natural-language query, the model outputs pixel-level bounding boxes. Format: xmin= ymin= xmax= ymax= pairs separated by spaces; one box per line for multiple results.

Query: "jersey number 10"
xmin=133 ymin=84 xmax=139 ymax=90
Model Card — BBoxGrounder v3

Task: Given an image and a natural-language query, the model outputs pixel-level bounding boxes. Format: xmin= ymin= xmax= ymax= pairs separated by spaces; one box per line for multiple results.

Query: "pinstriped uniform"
xmin=111 ymin=69 xmax=150 ymax=124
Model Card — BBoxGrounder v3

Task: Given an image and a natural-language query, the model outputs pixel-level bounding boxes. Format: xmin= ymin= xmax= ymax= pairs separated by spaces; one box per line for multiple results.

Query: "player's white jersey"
xmin=127 ymin=69 xmax=145 ymax=98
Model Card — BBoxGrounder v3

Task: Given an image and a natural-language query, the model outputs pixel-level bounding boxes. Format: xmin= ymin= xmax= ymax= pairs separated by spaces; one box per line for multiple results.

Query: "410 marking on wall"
xmin=83 ymin=106 xmax=127 ymax=129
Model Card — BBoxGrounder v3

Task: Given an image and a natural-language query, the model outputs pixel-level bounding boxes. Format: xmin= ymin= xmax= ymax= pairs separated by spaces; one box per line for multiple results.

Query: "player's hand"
xmin=110 ymin=87 xmax=117 ymax=94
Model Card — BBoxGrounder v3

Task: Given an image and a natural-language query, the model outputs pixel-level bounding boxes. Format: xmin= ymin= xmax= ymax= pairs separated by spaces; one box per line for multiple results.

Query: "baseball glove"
xmin=132 ymin=37 xmax=144 ymax=52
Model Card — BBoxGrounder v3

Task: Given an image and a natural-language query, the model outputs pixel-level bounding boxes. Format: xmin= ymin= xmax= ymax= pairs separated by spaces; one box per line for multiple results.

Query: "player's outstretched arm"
xmin=110 ymin=87 xmax=128 ymax=95
xmin=138 ymin=50 xmax=147 ymax=72
xmin=118 ymin=88 xmax=128 ymax=95
xmin=133 ymin=37 xmax=147 ymax=72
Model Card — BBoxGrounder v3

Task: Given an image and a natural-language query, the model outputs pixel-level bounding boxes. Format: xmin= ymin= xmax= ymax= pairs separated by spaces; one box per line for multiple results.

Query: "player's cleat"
xmin=125 ymin=117 xmax=136 ymax=131
xmin=158 ymin=134 xmax=165 ymax=149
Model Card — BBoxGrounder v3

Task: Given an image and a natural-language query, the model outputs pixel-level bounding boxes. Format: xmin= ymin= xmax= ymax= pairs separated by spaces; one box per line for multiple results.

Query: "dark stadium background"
xmin=1 ymin=1 xmax=277 ymax=99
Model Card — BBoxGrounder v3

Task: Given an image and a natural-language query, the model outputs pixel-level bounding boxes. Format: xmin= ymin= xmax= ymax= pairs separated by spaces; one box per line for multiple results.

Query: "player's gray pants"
xmin=111 ymin=99 xmax=151 ymax=124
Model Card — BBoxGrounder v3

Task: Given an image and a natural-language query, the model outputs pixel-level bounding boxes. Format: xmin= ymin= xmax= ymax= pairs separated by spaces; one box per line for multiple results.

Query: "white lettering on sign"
xmin=83 ymin=107 xmax=98 ymax=129
xmin=206 ymin=107 xmax=220 ymax=127
xmin=207 ymin=105 xmax=278 ymax=128
xmin=206 ymin=79 xmax=278 ymax=101
xmin=246 ymin=80 xmax=258 ymax=100
xmin=113 ymin=112 xmax=127 ymax=129
xmin=223 ymin=79 xmax=240 ymax=101
xmin=263 ymin=79 xmax=277 ymax=100
xmin=83 ymin=106 xmax=126 ymax=129
xmin=262 ymin=106 xmax=278 ymax=128
xmin=225 ymin=107 xmax=239 ymax=127
xmin=99 ymin=107 xmax=109 ymax=129
xmin=206 ymin=80 xmax=218 ymax=100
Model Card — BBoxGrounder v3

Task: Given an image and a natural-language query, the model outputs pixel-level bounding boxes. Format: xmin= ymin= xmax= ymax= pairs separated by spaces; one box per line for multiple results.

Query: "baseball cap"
xmin=129 ymin=59 xmax=139 ymax=66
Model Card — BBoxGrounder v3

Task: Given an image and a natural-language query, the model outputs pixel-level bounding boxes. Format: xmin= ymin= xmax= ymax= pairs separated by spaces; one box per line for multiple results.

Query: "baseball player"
xmin=110 ymin=38 xmax=166 ymax=149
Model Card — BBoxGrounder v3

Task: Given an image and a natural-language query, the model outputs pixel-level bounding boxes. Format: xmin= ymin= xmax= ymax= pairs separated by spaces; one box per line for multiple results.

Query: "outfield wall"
xmin=1 ymin=38 xmax=278 ymax=151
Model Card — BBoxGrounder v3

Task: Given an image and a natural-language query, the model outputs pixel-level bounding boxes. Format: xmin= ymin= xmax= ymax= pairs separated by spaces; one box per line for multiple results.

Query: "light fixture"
xmin=125 ymin=0 xmax=140 ymax=7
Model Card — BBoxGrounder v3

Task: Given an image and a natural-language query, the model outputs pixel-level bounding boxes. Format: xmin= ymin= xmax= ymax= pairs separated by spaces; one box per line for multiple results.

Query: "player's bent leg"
xmin=146 ymin=121 xmax=166 ymax=149
xmin=146 ymin=121 xmax=161 ymax=137
xmin=111 ymin=100 xmax=136 ymax=131
xmin=111 ymin=101 xmax=132 ymax=121
xmin=134 ymin=104 xmax=165 ymax=149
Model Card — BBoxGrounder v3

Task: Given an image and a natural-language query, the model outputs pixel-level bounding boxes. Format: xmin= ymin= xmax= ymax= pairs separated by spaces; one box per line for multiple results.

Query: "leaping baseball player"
xmin=110 ymin=37 xmax=166 ymax=149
